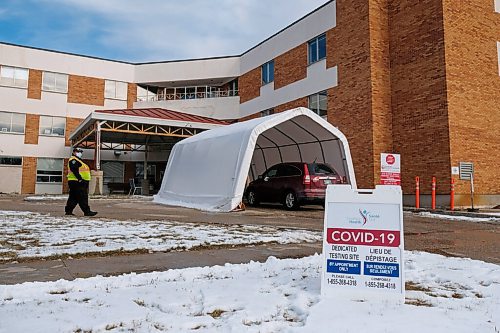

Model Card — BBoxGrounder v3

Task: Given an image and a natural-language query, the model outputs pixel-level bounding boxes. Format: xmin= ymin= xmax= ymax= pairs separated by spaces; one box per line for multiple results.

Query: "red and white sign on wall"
xmin=380 ymin=153 xmax=401 ymax=185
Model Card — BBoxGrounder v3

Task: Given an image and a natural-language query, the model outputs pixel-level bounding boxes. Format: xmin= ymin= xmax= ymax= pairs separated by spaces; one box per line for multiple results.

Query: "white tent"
xmin=154 ymin=108 xmax=357 ymax=212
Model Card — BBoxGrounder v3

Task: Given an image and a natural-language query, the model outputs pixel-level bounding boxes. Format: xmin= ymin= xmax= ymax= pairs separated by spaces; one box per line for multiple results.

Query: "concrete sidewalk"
xmin=0 ymin=242 xmax=322 ymax=285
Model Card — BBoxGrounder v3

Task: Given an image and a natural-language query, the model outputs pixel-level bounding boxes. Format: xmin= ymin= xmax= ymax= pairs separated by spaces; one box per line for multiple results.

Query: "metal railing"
xmin=137 ymin=90 xmax=238 ymax=102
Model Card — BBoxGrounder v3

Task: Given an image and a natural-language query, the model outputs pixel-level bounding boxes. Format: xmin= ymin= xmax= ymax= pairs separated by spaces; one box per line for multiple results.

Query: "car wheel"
xmin=247 ymin=190 xmax=259 ymax=206
xmin=284 ymin=191 xmax=299 ymax=210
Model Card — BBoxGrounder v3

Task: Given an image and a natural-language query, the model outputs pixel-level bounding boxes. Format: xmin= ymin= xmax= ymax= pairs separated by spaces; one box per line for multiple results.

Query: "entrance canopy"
xmin=154 ymin=107 xmax=357 ymax=212
xmin=69 ymin=108 xmax=229 ymax=170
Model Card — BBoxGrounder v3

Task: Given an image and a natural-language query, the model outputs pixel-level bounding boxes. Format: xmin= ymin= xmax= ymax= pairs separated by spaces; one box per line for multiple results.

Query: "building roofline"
xmin=0 ymin=41 xmax=134 ymax=65
xmin=134 ymin=55 xmax=240 ymax=65
xmin=1 ymin=0 xmax=334 ymax=64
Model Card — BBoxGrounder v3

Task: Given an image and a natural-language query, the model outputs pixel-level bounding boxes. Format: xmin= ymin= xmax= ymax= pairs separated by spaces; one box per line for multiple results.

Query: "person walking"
xmin=65 ymin=148 xmax=97 ymax=216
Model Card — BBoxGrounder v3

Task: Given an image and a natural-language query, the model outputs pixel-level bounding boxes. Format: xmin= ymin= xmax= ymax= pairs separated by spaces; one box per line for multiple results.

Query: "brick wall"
xmin=328 ymin=0 xmax=375 ymax=189
xmin=127 ymin=83 xmax=137 ymax=109
xmin=62 ymin=158 xmax=69 ymax=193
xmin=239 ymin=113 xmax=260 ymax=121
xmin=65 ymin=117 xmax=84 ymax=146
xmin=274 ymin=44 xmax=307 ymax=90
xmin=67 ymin=75 xmax=105 ymax=106
xmin=442 ymin=0 xmax=500 ymax=199
xmin=369 ymin=0 xmax=394 ymax=185
xmin=239 ymin=67 xmax=261 ymax=103
xmin=274 ymin=97 xmax=308 ymax=113
xmin=27 ymin=69 xmax=42 ymax=99
xmin=24 ymin=114 xmax=40 ymax=145
xmin=21 ymin=157 xmax=36 ymax=194
xmin=389 ymin=0 xmax=450 ymax=194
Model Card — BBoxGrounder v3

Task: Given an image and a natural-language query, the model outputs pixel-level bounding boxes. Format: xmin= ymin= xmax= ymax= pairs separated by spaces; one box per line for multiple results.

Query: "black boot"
xmin=84 ymin=211 xmax=98 ymax=217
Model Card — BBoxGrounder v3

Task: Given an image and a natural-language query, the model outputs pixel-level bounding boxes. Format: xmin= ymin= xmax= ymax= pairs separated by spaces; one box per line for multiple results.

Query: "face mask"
xmin=75 ymin=152 xmax=83 ymax=158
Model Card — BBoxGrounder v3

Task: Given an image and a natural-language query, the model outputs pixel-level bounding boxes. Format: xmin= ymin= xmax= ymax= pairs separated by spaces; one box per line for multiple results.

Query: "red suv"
xmin=245 ymin=162 xmax=346 ymax=210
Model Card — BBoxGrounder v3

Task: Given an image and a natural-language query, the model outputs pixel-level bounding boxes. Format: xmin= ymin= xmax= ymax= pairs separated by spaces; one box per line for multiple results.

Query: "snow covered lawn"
xmin=0 ymin=211 xmax=322 ymax=262
xmin=0 ymin=251 xmax=498 ymax=333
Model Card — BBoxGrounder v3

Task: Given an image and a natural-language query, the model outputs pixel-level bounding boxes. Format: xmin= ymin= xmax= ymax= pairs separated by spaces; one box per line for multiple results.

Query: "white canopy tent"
xmin=154 ymin=108 xmax=357 ymax=212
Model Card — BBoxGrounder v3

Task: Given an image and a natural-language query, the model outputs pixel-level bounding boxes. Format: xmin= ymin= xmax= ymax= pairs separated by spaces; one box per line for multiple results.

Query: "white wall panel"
xmin=104 ymin=99 xmax=128 ymax=109
xmin=135 ymin=57 xmax=240 ymax=83
xmin=35 ymin=183 xmax=63 ymax=195
xmin=0 ymin=166 xmax=22 ymax=193
xmin=240 ymin=61 xmax=338 ymax=117
xmin=134 ymin=96 xmax=240 ymax=120
xmin=0 ymin=43 xmax=135 ymax=82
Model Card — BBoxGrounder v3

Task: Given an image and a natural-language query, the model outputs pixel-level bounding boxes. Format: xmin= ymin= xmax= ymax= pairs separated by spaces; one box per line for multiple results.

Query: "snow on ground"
xmin=417 ymin=211 xmax=500 ymax=223
xmin=0 ymin=211 xmax=322 ymax=262
xmin=0 ymin=251 xmax=498 ymax=333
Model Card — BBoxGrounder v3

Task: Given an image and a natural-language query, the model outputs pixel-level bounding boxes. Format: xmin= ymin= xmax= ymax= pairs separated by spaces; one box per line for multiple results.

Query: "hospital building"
xmin=0 ymin=0 xmax=499 ymax=207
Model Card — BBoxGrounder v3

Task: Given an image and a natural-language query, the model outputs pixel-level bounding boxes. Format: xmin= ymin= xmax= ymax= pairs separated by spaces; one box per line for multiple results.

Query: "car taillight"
xmin=303 ymin=164 xmax=311 ymax=185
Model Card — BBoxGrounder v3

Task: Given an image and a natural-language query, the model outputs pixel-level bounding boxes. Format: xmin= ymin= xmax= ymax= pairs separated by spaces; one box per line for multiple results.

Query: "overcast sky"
xmin=0 ymin=0 xmax=330 ymax=63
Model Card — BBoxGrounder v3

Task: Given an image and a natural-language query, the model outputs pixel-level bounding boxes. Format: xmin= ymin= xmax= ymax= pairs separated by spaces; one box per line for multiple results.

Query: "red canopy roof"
xmin=95 ymin=108 xmax=231 ymax=126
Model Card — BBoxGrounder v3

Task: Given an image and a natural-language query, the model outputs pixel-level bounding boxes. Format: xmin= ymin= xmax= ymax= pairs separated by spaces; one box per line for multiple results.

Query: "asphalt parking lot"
xmin=0 ymin=194 xmax=498 ymax=284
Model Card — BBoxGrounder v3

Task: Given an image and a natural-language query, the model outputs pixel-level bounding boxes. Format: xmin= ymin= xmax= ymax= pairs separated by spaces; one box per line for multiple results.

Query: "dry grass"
xmin=405 ymin=299 xmax=433 ymax=307
xmin=207 ymin=309 xmax=226 ymax=318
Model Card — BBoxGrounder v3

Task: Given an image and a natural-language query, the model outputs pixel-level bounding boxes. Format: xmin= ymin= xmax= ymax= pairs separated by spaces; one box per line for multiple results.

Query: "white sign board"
xmin=380 ymin=153 xmax=401 ymax=185
xmin=321 ymin=185 xmax=405 ymax=302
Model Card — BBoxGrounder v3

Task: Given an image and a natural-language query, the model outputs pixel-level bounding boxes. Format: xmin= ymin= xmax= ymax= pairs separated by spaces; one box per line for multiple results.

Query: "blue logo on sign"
xmin=327 ymin=260 xmax=361 ymax=275
xmin=364 ymin=262 xmax=399 ymax=277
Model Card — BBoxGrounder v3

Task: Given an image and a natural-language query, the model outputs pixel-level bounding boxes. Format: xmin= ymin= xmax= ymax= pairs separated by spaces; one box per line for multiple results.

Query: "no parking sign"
xmin=321 ymin=185 xmax=405 ymax=302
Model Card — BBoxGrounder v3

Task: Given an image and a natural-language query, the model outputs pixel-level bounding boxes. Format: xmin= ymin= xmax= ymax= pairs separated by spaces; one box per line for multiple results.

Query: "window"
xmin=495 ymin=0 xmax=500 ymax=12
xmin=137 ymin=85 xmax=157 ymax=102
xmin=309 ymin=163 xmax=337 ymax=175
xmin=36 ymin=158 xmax=63 ymax=183
xmin=308 ymin=91 xmax=328 ymax=117
xmin=308 ymin=34 xmax=327 ymax=64
xmin=264 ymin=166 xmax=279 ymax=178
xmin=105 ymin=80 xmax=128 ymax=100
xmin=261 ymin=60 xmax=274 ymax=85
xmin=0 ymin=156 xmax=22 ymax=166
xmin=261 ymin=108 xmax=275 ymax=117
xmin=280 ymin=164 xmax=302 ymax=177
xmin=42 ymin=72 xmax=68 ymax=93
xmin=0 ymin=111 xmax=25 ymax=134
xmin=0 ymin=66 xmax=28 ymax=88
xmin=39 ymin=116 xmax=66 ymax=136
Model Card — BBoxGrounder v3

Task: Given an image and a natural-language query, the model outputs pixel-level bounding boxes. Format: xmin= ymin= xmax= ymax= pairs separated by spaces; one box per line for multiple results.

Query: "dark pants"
xmin=65 ymin=180 xmax=91 ymax=214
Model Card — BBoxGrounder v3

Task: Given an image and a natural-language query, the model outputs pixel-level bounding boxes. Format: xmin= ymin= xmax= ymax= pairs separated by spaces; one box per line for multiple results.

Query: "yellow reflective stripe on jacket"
xmin=67 ymin=156 xmax=91 ymax=181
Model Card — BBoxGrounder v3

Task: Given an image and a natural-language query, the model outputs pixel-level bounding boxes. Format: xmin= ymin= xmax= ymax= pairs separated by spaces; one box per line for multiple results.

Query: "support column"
xmin=142 ymin=139 xmax=150 ymax=195
xmin=95 ymin=121 xmax=102 ymax=171
xmin=89 ymin=121 xmax=103 ymax=195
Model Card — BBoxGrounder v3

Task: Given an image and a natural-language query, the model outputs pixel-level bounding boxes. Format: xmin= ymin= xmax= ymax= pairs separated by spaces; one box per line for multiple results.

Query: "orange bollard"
xmin=450 ymin=178 xmax=455 ymax=211
xmin=415 ymin=176 xmax=420 ymax=209
xmin=431 ymin=176 xmax=436 ymax=210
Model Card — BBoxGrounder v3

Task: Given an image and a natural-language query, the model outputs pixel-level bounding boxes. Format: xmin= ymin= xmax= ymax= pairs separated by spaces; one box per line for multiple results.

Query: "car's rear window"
xmin=308 ymin=163 xmax=337 ymax=175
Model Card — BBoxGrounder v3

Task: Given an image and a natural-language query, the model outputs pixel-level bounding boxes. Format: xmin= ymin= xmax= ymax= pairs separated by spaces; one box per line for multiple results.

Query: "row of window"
xmin=0 ymin=111 xmax=66 ymax=136
xmin=260 ymin=33 xmax=327 ymax=86
xmin=0 ymin=65 xmax=128 ymax=99
xmin=259 ymin=90 xmax=328 ymax=118
xmin=0 ymin=156 xmax=64 ymax=183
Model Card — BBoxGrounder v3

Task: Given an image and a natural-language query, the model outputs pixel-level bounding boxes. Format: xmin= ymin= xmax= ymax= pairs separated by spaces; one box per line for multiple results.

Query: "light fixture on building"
xmin=114 ymin=150 xmax=122 ymax=156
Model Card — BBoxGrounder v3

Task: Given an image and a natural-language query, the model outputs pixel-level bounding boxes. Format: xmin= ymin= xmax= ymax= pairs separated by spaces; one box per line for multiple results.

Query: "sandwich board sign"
xmin=321 ymin=185 xmax=405 ymax=302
